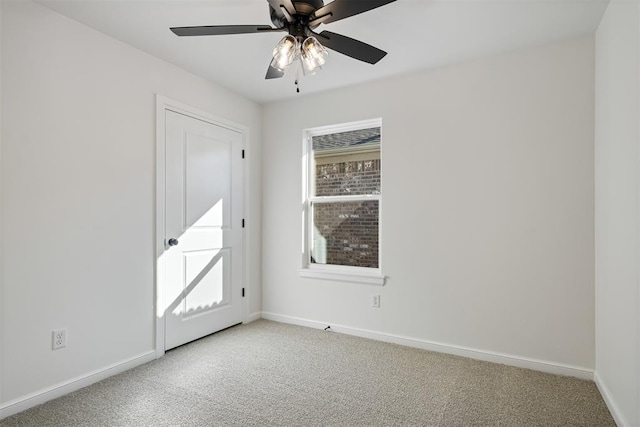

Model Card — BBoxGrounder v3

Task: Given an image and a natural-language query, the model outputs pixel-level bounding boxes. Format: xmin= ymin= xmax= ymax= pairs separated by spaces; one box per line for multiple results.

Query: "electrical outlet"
xmin=371 ymin=294 xmax=380 ymax=308
xmin=52 ymin=328 xmax=67 ymax=350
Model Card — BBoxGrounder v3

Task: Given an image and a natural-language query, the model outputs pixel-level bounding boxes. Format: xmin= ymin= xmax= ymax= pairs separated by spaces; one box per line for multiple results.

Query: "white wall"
xmin=262 ymin=36 xmax=595 ymax=375
xmin=594 ymin=1 xmax=640 ymax=425
xmin=0 ymin=0 xmax=262 ymax=413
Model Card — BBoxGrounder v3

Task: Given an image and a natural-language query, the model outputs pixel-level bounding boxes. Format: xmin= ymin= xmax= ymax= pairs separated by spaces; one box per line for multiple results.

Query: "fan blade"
xmin=314 ymin=31 xmax=387 ymax=64
xmin=170 ymin=25 xmax=280 ymax=37
xmin=311 ymin=0 xmax=397 ymax=25
xmin=265 ymin=64 xmax=285 ymax=79
xmin=267 ymin=0 xmax=297 ymax=20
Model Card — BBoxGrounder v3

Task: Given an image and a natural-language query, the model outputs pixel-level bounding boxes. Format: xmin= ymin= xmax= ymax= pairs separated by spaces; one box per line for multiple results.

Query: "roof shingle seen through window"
xmin=312 ymin=127 xmax=380 ymax=151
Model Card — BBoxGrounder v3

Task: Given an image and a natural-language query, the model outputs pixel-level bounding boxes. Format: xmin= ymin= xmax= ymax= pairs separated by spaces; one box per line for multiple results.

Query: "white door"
xmin=164 ymin=109 xmax=244 ymax=350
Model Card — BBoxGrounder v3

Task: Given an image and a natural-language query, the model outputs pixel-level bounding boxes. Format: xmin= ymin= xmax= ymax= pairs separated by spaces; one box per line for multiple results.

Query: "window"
xmin=300 ymin=119 xmax=384 ymax=285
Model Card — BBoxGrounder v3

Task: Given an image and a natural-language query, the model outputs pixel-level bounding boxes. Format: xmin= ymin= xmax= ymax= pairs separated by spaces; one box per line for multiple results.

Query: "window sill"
xmin=298 ymin=269 xmax=385 ymax=286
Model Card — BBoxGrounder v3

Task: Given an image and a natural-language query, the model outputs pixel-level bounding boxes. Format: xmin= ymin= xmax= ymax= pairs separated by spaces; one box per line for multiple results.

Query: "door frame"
xmin=154 ymin=95 xmax=248 ymax=359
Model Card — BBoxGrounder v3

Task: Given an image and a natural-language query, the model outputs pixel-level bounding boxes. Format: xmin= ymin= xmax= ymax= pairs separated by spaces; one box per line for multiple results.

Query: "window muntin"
xmin=304 ymin=120 xmax=382 ymax=275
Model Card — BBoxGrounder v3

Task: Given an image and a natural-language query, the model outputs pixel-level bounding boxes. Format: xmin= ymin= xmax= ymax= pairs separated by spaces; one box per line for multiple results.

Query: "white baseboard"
xmin=246 ymin=311 xmax=262 ymax=323
xmin=594 ymin=371 xmax=628 ymax=426
xmin=261 ymin=312 xmax=594 ymax=380
xmin=0 ymin=351 xmax=156 ymax=420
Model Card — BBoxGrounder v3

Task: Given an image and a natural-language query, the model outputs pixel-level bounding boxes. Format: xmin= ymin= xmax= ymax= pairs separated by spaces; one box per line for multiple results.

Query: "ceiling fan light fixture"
xmin=300 ymin=36 xmax=328 ymax=75
xmin=300 ymin=49 xmax=321 ymax=76
xmin=302 ymin=36 xmax=328 ymax=65
xmin=271 ymin=34 xmax=298 ymax=71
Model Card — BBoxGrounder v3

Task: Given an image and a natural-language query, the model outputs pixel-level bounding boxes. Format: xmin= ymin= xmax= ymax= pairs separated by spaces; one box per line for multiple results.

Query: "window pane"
xmin=312 ymin=128 xmax=381 ymax=197
xmin=311 ymin=200 xmax=379 ymax=268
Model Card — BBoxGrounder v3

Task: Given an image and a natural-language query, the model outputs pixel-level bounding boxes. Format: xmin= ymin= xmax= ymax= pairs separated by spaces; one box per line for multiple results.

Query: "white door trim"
xmin=155 ymin=95 xmax=248 ymax=359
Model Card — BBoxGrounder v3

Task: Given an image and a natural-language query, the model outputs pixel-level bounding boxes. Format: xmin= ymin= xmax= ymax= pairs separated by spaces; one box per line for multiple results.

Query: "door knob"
xmin=167 ymin=238 xmax=179 ymax=247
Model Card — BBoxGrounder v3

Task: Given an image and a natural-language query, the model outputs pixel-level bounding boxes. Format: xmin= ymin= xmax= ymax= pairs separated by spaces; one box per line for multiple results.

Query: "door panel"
xmin=185 ymin=132 xmax=231 ymax=228
xmin=182 ymin=249 xmax=230 ymax=317
xmin=164 ymin=110 xmax=243 ymax=350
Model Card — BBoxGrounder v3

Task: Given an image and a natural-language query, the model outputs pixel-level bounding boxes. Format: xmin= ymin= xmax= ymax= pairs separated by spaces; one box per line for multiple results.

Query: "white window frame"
xmin=298 ymin=118 xmax=385 ymax=286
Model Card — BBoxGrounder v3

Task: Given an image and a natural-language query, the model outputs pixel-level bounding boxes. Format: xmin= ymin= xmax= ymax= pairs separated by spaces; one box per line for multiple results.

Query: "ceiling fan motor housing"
xmin=269 ymin=0 xmax=325 ymax=29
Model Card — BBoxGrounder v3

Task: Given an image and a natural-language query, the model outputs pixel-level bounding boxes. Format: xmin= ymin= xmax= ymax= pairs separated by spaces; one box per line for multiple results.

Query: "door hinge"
xmin=242 ymin=149 xmax=245 ymax=159
xmin=242 ymin=288 xmax=245 ymax=297
xmin=242 ymin=218 xmax=245 ymax=228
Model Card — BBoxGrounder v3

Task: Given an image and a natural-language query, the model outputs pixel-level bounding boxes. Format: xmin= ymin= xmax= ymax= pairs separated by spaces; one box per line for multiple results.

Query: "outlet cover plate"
xmin=52 ymin=328 xmax=67 ymax=350
xmin=371 ymin=295 xmax=380 ymax=308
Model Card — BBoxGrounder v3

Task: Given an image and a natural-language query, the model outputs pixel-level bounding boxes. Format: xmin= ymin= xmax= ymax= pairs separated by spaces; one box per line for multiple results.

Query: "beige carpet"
xmin=0 ymin=320 xmax=615 ymax=426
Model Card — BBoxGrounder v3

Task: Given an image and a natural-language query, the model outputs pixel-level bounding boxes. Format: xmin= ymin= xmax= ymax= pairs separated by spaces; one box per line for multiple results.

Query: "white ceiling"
xmin=35 ymin=0 xmax=608 ymax=104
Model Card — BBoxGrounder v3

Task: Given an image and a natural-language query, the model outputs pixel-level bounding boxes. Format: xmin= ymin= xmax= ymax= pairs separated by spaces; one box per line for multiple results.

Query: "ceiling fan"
xmin=170 ymin=0 xmax=397 ymax=81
